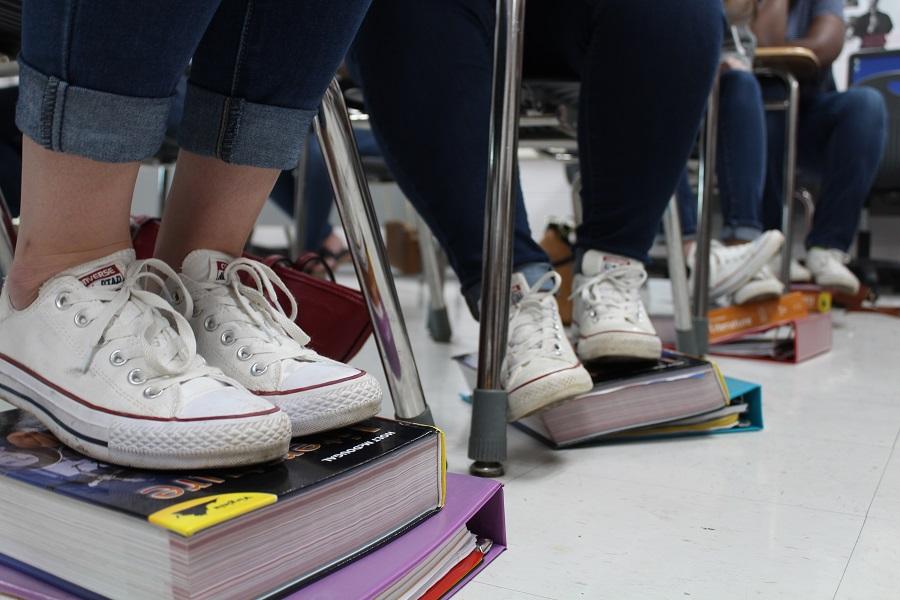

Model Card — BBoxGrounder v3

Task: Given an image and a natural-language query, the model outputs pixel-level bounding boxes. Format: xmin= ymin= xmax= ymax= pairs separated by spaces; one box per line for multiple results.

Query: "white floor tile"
xmin=475 ymin=472 xmax=861 ymax=600
xmin=834 ymin=517 xmax=900 ymax=600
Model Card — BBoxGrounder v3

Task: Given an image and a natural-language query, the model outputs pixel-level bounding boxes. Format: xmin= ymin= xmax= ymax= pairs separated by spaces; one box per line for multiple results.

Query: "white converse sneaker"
xmin=770 ymin=255 xmax=812 ymax=283
xmin=179 ymin=251 xmax=382 ymax=436
xmin=732 ymin=264 xmax=785 ymax=305
xmin=571 ymin=251 xmax=662 ymax=362
xmin=805 ymin=247 xmax=860 ymax=295
xmin=502 ymin=272 xmax=592 ymax=422
xmin=0 ymin=251 xmax=291 ymax=470
xmin=687 ymin=230 xmax=784 ymax=300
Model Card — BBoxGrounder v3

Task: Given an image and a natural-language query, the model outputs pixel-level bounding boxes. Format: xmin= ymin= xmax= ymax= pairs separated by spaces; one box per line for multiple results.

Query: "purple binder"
xmin=297 ymin=473 xmax=506 ymax=599
xmin=0 ymin=473 xmax=505 ymax=600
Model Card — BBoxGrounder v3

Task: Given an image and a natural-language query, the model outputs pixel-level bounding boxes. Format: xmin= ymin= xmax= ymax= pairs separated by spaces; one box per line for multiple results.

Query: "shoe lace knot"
xmin=571 ymin=263 xmax=647 ymax=323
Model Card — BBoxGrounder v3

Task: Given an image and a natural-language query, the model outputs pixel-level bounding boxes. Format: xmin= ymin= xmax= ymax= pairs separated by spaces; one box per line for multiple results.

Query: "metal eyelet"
xmin=250 ymin=362 xmax=268 ymax=376
xmin=220 ymin=330 xmax=236 ymax=346
xmin=74 ymin=312 xmax=92 ymax=328
xmin=236 ymin=346 xmax=252 ymax=361
xmin=143 ymin=387 xmax=162 ymax=399
xmin=171 ymin=290 xmax=182 ymax=305
xmin=203 ymin=316 xmax=218 ymax=331
xmin=55 ymin=292 xmax=71 ymax=310
xmin=127 ymin=369 xmax=146 ymax=385
xmin=109 ymin=351 xmax=127 ymax=367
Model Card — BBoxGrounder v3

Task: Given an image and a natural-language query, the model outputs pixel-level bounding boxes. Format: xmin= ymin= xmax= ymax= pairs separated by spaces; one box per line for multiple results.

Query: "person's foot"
xmin=805 ymin=247 xmax=861 ymax=295
xmin=179 ymin=251 xmax=383 ymax=436
xmin=0 ymin=251 xmax=291 ymax=469
xmin=687 ymin=230 xmax=784 ymax=300
xmin=503 ymin=271 xmax=592 ymax=421
xmin=732 ymin=264 xmax=785 ymax=305
xmin=770 ymin=254 xmax=813 ymax=283
xmin=571 ymin=251 xmax=661 ymax=362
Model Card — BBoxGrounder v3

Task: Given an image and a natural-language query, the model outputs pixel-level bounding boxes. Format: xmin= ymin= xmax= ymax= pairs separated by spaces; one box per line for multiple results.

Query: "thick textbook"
xmin=299 ymin=472 xmax=506 ymax=599
xmin=0 ymin=409 xmax=445 ymax=600
xmin=0 ymin=474 xmax=504 ymax=600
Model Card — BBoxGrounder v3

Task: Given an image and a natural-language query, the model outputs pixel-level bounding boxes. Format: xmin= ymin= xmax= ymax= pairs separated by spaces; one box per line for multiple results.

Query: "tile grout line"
xmin=468 ymin=580 xmax=561 ymax=600
xmin=832 ymin=424 xmax=900 ymax=600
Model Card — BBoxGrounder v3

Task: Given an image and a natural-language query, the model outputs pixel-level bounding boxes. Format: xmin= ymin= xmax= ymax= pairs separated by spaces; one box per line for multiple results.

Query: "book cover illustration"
xmin=0 ymin=410 xmax=436 ymax=536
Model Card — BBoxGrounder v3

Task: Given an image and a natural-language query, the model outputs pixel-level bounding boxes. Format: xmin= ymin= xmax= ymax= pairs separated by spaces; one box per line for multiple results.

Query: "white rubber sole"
xmin=813 ymin=275 xmax=860 ymax=296
xmin=507 ymin=364 xmax=593 ymax=422
xmin=261 ymin=372 xmax=383 ymax=437
xmin=575 ymin=330 xmax=662 ymax=363
xmin=733 ymin=279 xmax=785 ymax=306
xmin=0 ymin=360 xmax=291 ymax=470
xmin=710 ymin=231 xmax=785 ymax=299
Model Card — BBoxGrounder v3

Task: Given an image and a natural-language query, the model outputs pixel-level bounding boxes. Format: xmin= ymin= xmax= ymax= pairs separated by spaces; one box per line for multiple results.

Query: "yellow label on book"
xmin=148 ymin=493 xmax=277 ymax=537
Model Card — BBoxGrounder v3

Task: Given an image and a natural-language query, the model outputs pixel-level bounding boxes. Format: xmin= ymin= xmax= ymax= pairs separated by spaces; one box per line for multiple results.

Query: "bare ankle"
xmin=5 ymin=243 xmax=132 ymax=309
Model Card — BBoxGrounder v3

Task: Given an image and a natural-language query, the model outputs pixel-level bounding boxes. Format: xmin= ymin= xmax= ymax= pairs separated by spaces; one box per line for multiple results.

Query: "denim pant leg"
xmin=801 ymin=89 xmax=887 ymax=251
xmin=521 ymin=0 xmax=723 ymax=262
xmin=349 ymin=0 xmax=549 ymax=294
xmin=764 ymin=88 xmax=887 ymax=251
xmin=17 ymin=1 xmax=222 ymax=162
xmin=716 ymin=69 xmax=765 ymax=242
xmin=181 ymin=0 xmax=372 ymax=170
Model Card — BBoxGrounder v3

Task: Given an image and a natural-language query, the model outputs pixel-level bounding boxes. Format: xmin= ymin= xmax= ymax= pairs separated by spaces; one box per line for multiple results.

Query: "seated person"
xmin=349 ymin=0 xmax=725 ymax=419
xmin=755 ymin=0 xmax=887 ymax=294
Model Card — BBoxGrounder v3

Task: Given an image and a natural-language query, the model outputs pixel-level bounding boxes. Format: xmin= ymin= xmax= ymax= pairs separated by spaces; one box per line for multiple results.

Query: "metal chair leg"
xmin=468 ymin=0 xmax=527 ymax=478
xmin=156 ymin=164 xmax=171 ymax=215
xmin=0 ymin=191 xmax=14 ymax=285
xmin=663 ymin=197 xmax=698 ymax=355
xmin=315 ymin=80 xmax=432 ymax=425
xmin=290 ymin=142 xmax=310 ymax=261
xmin=779 ymin=73 xmax=800 ymax=287
xmin=691 ymin=77 xmax=721 ymax=356
xmin=417 ymin=214 xmax=452 ymax=343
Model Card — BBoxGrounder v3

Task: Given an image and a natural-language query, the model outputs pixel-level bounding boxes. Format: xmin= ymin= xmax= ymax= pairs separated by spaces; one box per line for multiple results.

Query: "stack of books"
xmin=0 ymin=408 xmax=506 ymax=599
xmin=456 ymin=352 xmax=762 ymax=448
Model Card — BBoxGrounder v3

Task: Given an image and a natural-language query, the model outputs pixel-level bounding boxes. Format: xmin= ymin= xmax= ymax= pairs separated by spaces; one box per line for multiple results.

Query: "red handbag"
xmin=131 ymin=218 xmax=373 ymax=363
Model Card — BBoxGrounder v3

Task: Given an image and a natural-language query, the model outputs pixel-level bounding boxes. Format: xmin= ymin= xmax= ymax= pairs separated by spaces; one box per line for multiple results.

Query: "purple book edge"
xmin=0 ymin=473 xmax=506 ymax=600
xmin=298 ymin=472 xmax=506 ymax=600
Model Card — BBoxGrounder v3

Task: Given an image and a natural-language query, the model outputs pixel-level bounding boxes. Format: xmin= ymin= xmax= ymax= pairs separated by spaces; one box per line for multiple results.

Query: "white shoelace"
xmin=70 ymin=259 xmax=221 ymax=393
xmin=195 ymin=259 xmax=315 ymax=369
xmin=571 ymin=262 xmax=647 ymax=322
xmin=506 ymin=271 xmax=565 ymax=375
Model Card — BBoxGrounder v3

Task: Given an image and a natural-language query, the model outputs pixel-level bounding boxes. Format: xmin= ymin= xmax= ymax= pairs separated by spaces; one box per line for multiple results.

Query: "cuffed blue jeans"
xmin=17 ymin=0 xmax=371 ymax=170
xmin=349 ymin=0 xmax=722 ymax=300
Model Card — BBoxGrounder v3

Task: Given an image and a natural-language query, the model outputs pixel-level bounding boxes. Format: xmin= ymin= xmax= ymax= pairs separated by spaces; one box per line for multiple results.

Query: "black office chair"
xmin=848 ymin=50 xmax=900 ymax=294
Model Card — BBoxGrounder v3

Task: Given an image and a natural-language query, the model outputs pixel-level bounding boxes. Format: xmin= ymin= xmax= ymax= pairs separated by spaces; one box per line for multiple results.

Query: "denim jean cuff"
xmin=178 ymin=83 xmax=316 ymax=170
xmin=720 ymin=225 xmax=762 ymax=242
xmin=15 ymin=60 xmax=172 ymax=162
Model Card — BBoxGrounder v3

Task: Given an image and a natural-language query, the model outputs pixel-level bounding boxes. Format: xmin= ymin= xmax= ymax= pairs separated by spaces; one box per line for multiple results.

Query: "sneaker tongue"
xmin=580 ymin=250 xmax=635 ymax=277
xmin=509 ymin=272 xmax=530 ymax=306
xmin=182 ymin=250 xmax=235 ymax=283
xmin=66 ymin=250 xmax=134 ymax=290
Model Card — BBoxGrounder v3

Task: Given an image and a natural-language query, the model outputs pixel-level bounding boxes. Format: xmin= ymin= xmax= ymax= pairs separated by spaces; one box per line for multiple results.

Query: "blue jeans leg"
xmin=348 ymin=0 xmax=548 ymax=294
xmin=716 ymin=69 xmax=765 ymax=242
xmin=764 ymin=88 xmax=887 ymax=251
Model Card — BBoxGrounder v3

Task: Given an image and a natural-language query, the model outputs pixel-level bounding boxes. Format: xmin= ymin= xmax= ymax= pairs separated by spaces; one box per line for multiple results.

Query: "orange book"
xmin=708 ymin=292 xmax=810 ymax=343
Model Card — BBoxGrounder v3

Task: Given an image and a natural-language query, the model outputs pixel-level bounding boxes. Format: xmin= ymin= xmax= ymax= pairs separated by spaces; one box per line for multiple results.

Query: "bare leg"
xmin=6 ymin=138 xmax=138 ymax=309
xmin=154 ymin=150 xmax=279 ymax=269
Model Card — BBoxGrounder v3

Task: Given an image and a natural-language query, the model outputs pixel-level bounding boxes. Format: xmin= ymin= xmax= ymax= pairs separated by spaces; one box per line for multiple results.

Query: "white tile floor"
xmin=343 ymin=270 xmax=900 ymax=600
